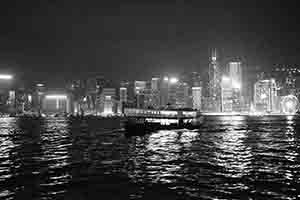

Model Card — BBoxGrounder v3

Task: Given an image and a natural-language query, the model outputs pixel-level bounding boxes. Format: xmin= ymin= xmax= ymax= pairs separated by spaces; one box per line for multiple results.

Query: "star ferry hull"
xmin=123 ymin=108 xmax=203 ymax=135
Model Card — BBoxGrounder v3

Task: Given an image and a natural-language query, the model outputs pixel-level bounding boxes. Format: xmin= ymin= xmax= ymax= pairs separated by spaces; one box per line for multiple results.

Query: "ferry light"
xmin=45 ymin=95 xmax=68 ymax=100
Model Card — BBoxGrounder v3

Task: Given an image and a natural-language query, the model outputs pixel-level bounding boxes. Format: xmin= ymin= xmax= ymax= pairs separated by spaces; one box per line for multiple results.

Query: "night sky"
xmin=0 ymin=0 xmax=300 ymax=86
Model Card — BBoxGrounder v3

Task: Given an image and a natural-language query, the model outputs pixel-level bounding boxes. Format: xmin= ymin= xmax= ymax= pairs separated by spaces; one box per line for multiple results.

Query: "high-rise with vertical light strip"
xmin=208 ymin=49 xmax=222 ymax=112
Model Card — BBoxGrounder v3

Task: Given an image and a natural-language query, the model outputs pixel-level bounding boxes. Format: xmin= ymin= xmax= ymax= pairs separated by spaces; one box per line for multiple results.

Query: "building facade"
xmin=254 ymin=79 xmax=278 ymax=113
xmin=192 ymin=87 xmax=202 ymax=110
xmin=221 ymin=77 xmax=233 ymax=112
xmin=99 ymin=88 xmax=117 ymax=115
xmin=208 ymin=49 xmax=222 ymax=112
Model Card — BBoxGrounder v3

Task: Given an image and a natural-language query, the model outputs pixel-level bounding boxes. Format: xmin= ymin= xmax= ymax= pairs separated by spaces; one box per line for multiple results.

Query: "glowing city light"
xmin=169 ymin=77 xmax=178 ymax=84
xmin=282 ymin=95 xmax=299 ymax=115
xmin=28 ymin=95 xmax=32 ymax=103
xmin=161 ymin=110 xmax=178 ymax=116
xmin=45 ymin=95 xmax=68 ymax=100
xmin=0 ymin=74 xmax=13 ymax=80
xmin=232 ymin=80 xmax=241 ymax=89
xmin=222 ymin=76 xmax=230 ymax=82
xmin=192 ymin=87 xmax=201 ymax=90
xmin=163 ymin=76 xmax=169 ymax=81
xmin=261 ymin=93 xmax=267 ymax=99
xmin=286 ymin=101 xmax=293 ymax=109
xmin=286 ymin=115 xmax=294 ymax=121
xmin=36 ymin=83 xmax=44 ymax=87
xmin=105 ymin=96 xmax=112 ymax=100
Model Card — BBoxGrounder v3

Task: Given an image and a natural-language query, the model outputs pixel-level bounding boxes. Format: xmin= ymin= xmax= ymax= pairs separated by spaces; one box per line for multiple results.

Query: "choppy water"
xmin=0 ymin=116 xmax=300 ymax=199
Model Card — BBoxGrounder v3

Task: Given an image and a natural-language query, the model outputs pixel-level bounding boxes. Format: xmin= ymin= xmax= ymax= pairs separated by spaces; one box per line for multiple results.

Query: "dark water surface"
xmin=0 ymin=116 xmax=300 ymax=199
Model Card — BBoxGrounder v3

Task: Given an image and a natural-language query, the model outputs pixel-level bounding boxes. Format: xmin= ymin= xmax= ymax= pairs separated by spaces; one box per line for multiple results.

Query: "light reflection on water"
xmin=0 ymin=116 xmax=300 ymax=199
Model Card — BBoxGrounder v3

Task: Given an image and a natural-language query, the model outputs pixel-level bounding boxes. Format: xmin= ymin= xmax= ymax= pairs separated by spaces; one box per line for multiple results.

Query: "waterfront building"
xmin=228 ymin=62 xmax=242 ymax=87
xmin=232 ymin=88 xmax=242 ymax=112
xmin=154 ymin=77 xmax=190 ymax=109
xmin=192 ymin=87 xmax=202 ymax=110
xmin=135 ymin=94 xmax=144 ymax=109
xmin=134 ymin=81 xmax=147 ymax=108
xmin=221 ymin=76 xmax=233 ymax=112
xmin=69 ymin=79 xmax=86 ymax=114
xmin=32 ymin=83 xmax=46 ymax=113
xmin=242 ymin=65 xmax=262 ymax=106
xmin=86 ymin=77 xmax=97 ymax=111
xmin=8 ymin=90 xmax=16 ymax=108
xmin=149 ymin=90 xmax=160 ymax=109
xmin=134 ymin=81 xmax=146 ymax=95
xmin=140 ymin=88 xmax=153 ymax=109
xmin=202 ymin=96 xmax=216 ymax=112
xmin=150 ymin=77 xmax=161 ymax=108
xmin=208 ymin=49 xmax=221 ymax=112
xmin=174 ymin=82 xmax=189 ymax=108
xmin=270 ymin=66 xmax=300 ymax=97
xmin=182 ymin=72 xmax=202 ymax=87
xmin=99 ymin=88 xmax=117 ymax=115
xmin=119 ymin=87 xmax=127 ymax=103
xmin=182 ymin=72 xmax=202 ymax=109
xmin=119 ymin=87 xmax=127 ymax=113
xmin=120 ymin=81 xmax=135 ymax=107
xmin=163 ymin=78 xmax=188 ymax=108
xmin=160 ymin=77 xmax=169 ymax=107
xmin=151 ymin=77 xmax=160 ymax=91
xmin=227 ymin=62 xmax=242 ymax=112
xmin=42 ymin=92 xmax=71 ymax=114
xmin=254 ymin=79 xmax=278 ymax=113
xmin=0 ymin=74 xmax=14 ymax=113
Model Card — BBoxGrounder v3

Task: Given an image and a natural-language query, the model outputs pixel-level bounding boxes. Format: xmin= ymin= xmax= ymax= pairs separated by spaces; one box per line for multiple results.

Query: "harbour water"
xmin=0 ymin=116 xmax=300 ymax=199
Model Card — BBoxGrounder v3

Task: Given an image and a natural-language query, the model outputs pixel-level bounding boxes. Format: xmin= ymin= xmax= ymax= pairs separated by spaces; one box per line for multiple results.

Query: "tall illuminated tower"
xmin=208 ymin=48 xmax=222 ymax=112
xmin=228 ymin=61 xmax=242 ymax=112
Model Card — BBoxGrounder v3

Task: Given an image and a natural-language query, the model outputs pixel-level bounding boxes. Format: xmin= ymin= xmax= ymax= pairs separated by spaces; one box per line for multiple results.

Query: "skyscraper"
xmin=208 ymin=49 xmax=222 ymax=112
xmin=174 ymin=82 xmax=189 ymax=108
xmin=160 ymin=77 xmax=170 ymax=107
xmin=118 ymin=87 xmax=127 ymax=113
xmin=120 ymin=81 xmax=135 ymax=107
xmin=254 ymin=79 xmax=278 ymax=113
xmin=221 ymin=76 xmax=233 ymax=112
xmin=192 ymin=87 xmax=202 ymax=110
xmin=150 ymin=77 xmax=161 ymax=108
xmin=228 ymin=62 xmax=242 ymax=86
xmin=100 ymin=88 xmax=116 ymax=115
xmin=228 ymin=62 xmax=242 ymax=112
xmin=119 ymin=87 xmax=127 ymax=103
xmin=134 ymin=81 xmax=146 ymax=95
xmin=151 ymin=78 xmax=160 ymax=91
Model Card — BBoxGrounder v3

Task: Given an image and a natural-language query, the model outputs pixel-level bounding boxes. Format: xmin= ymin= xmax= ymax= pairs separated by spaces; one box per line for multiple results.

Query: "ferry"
xmin=123 ymin=108 xmax=204 ymax=133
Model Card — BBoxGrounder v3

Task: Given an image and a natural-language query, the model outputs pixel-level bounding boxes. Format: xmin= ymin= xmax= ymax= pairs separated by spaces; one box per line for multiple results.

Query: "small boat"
xmin=123 ymin=108 xmax=203 ymax=134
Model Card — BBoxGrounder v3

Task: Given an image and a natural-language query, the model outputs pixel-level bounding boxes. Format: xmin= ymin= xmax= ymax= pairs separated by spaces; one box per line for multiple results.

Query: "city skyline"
xmin=1 ymin=2 xmax=300 ymax=200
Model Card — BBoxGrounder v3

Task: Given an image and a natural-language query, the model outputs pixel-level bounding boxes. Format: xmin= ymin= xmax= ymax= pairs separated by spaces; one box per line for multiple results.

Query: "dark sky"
xmin=0 ymin=0 xmax=300 ymax=86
